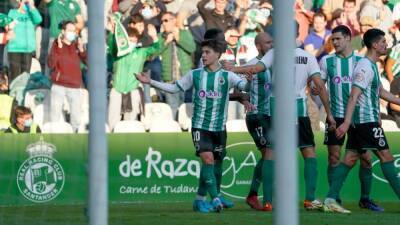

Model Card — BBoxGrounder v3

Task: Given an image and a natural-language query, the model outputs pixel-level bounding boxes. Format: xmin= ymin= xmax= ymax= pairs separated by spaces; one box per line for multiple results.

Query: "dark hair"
xmin=160 ymin=11 xmax=176 ymax=18
xmin=15 ymin=106 xmax=32 ymax=118
xmin=332 ymin=25 xmax=352 ymax=38
xmin=59 ymin=20 xmax=74 ymax=30
xmin=0 ymin=71 xmax=7 ymax=86
xmin=204 ymin=28 xmax=225 ymax=42
xmin=126 ymin=27 xmax=141 ymax=38
xmin=201 ymin=39 xmax=227 ymax=54
xmin=343 ymin=0 xmax=356 ymax=6
xmin=313 ymin=12 xmax=327 ymax=21
xmin=129 ymin=13 xmax=144 ymax=24
xmin=363 ymin=28 xmax=385 ymax=49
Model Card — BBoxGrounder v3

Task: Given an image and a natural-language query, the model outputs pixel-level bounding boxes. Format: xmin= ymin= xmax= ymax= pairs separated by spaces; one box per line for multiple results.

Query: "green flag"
xmin=113 ymin=12 xmax=131 ymax=57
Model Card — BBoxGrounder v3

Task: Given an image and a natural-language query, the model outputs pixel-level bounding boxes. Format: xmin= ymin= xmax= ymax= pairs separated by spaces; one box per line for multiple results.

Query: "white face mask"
xmin=130 ymin=41 xmax=138 ymax=49
xmin=141 ymin=7 xmax=154 ymax=20
xmin=65 ymin=31 xmax=76 ymax=42
xmin=24 ymin=119 xmax=33 ymax=127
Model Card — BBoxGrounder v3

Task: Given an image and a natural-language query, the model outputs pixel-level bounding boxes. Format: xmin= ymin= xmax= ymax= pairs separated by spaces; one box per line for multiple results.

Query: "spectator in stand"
xmin=157 ymin=12 xmax=196 ymax=120
xmin=129 ymin=0 xmax=167 ymax=29
xmin=0 ymin=71 xmax=17 ymax=130
xmin=359 ymin=0 xmax=394 ymax=46
xmin=220 ymin=27 xmax=248 ymax=66
xmin=331 ymin=0 xmax=361 ymax=36
xmin=304 ymin=12 xmax=331 ymax=61
xmin=350 ymin=16 xmax=376 ymax=54
xmin=322 ymin=0 xmax=365 ymax=22
xmin=107 ymin=15 xmax=160 ymax=131
xmin=119 ymin=0 xmax=140 ymax=24
xmin=44 ymin=0 xmax=84 ymax=50
xmin=4 ymin=105 xmax=41 ymax=133
xmin=295 ymin=0 xmax=314 ymax=43
xmin=6 ymin=0 xmax=42 ymax=83
xmin=384 ymin=41 xmax=400 ymax=126
xmin=0 ymin=13 xmax=13 ymax=70
xmin=48 ymin=21 xmax=86 ymax=132
xmin=197 ymin=0 xmax=248 ymax=34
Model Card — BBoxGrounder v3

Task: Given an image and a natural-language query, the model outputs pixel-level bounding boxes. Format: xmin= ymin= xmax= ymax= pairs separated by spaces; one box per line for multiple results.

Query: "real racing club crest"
xmin=17 ymin=137 xmax=65 ymax=203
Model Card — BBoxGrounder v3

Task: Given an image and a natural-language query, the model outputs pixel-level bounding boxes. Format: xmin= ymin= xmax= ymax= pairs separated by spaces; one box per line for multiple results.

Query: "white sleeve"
xmin=259 ymin=49 xmax=274 ymax=70
xmin=175 ymin=71 xmax=193 ymax=91
xmin=150 ymin=80 xmax=181 ymax=93
xmin=352 ymin=62 xmax=373 ymax=91
xmin=229 ymin=72 xmax=248 ymax=91
xmin=307 ymin=55 xmax=321 ymax=78
xmin=319 ymin=57 xmax=328 ymax=80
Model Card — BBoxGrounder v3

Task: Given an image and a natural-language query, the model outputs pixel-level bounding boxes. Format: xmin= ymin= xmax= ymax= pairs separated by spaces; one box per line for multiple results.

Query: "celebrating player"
xmin=136 ymin=36 xmax=249 ymax=213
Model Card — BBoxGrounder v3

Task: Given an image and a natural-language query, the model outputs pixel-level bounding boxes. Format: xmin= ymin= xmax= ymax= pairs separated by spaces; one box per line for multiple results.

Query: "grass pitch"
xmin=1 ymin=201 xmax=399 ymax=225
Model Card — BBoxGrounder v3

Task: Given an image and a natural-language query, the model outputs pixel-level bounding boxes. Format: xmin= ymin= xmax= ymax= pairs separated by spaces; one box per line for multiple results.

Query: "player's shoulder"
xmin=320 ymin=53 xmax=336 ymax=63
xmin=354 ymin=58 xmax=373 ymax=74
xmin=246 ymin=57 xmax=260 ymax=66
xmin=295 ymin=48 xmax=316 ymax=60
xmin=355 ymin=57 xmax=371 ymax=68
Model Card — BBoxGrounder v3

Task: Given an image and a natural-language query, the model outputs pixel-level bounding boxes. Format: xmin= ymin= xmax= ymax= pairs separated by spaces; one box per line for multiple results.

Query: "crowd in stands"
xmin=1 ymin=0 xmax=400 ymax=133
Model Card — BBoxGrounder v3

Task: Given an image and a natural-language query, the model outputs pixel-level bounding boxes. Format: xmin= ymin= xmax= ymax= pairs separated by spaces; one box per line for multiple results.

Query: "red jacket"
xmin=48 ymin=41 xmax=87 ymax=88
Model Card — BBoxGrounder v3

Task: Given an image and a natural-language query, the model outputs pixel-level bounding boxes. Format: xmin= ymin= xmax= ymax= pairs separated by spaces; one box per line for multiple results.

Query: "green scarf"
xmin=113 ymin=12 xmax=131 ymax=57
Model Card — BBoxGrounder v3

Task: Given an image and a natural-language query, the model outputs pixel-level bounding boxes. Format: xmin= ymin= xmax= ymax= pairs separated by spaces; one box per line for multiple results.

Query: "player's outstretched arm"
xmin=135 ymin=73 xmax=181 ymax=94
xmin=336 ymin=86 xmax=362 ymax=138
xmin=379 ymin=84 xmax=400 ymax=105
xmin=312 ymin=75 xmax=336 ymax=130
xmin=222 ymin=60 xmax=265 ymax=75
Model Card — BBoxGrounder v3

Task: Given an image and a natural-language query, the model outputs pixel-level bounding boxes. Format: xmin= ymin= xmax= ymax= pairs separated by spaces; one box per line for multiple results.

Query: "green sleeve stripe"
xmin=352 ymin=83 xmax=365 ymax=91
xmin=257 ymin=61 xmax=267 ymax=70
xmin=309 ymin=72 xmax=320 ymax=78
xmin=176 ymin=82 xmax=184 ymax=91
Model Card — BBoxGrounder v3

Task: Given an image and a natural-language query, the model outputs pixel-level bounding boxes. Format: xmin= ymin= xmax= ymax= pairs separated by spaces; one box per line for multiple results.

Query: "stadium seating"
xmin=141 ymin=103 xmax=174 ymax=130
xmin=113 ymin=120 xmax=146 ymax=133
xmin=381 ymin=119 xmax=400 ymax=132
xmin=41 ymin=122 xmax=74 ymax=133
xmin=226 ymin=119 xmax=248 ymax=132
xmin=228 ymin=101 xmax=245 ymax=120
xmin=78 ymin=124 xmax=111 ymax=133
xmin=148 ymin=119 xmax=182 ymax=133
xmin=178 ymin=103 xmax=193 ymax=130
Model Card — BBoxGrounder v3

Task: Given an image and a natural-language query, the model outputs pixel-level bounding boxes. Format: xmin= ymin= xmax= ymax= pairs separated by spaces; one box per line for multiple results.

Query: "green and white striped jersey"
xmin=388 ymin=43 xmax=400 ymax=77
xmin=320 ymin=52 xmax=363 ymax=118
xmin=246 ymin=56 xmax=272 ymax=116
xmin=352 ymin=57 xmax=381 ymax=124
xmin=176 ymin=67 xmax=248 ymax=131
xmin=259 ymin=48 xmax=321 ymax=117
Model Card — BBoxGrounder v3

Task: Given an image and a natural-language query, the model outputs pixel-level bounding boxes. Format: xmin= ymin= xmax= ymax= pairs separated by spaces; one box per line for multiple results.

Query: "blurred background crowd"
xmin=1 ymin=0 xmax=400 ymax=134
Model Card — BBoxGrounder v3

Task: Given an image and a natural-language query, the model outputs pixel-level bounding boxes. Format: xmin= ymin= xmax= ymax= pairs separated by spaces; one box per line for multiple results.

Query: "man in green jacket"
xmin=107 ymin=17 xmax=159 ymax=131
xmin=158 ymin=12 xmax=196 ymax=120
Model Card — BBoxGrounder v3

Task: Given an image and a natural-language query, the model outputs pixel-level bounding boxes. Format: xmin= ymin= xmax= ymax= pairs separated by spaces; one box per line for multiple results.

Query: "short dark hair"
xmin=363 ymin=28 xmax=385 ymax=49
xmin=343 ymin=0 xmax=356 ymax=6
xmin=0 ymin=70 xmax=7 ymax=86
xmin=201 ymin=39 xmax=227 ymax=54
xmin=59 ymin=20 xmax=74 ymax=30
xmin=15 ymin=106 xmax=32 ymax=118
xmin=160 ymin=11 xmax=176 ymax=19
xmin=129 ymin=13 xmax=144 ymax=24
xmin=126 ymin=27 xmax=141 ymax=38
xmin=204 ymin=28 xmax=225 ymax=42
xmin=313 ymin=12 xmax=327 ymax=21
xmin=332 ymin=25 xmax=352 ymax=38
